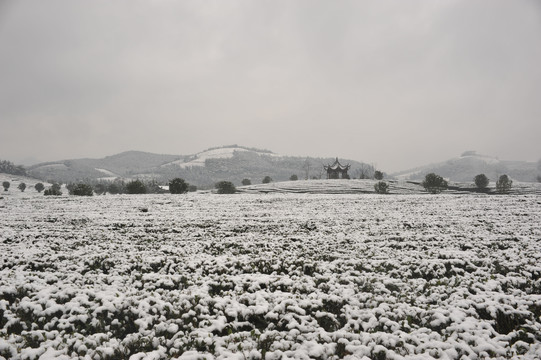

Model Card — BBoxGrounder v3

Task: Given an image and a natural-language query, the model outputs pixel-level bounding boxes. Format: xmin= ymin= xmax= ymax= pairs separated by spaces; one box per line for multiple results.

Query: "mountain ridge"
xmin=24 ymin=147 xmax=540 ymax=187
xmin=26 ymin=145 xmax=374 ymax=188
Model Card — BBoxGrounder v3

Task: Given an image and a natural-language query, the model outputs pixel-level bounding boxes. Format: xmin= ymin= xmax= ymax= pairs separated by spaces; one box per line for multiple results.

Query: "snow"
xmin=168 ymin=147 xmax=277 ymax=168
xmin=1 ymin=193 xmax=541 ymax=359
xmin=95 ymin=168 xmax=119 ymax=178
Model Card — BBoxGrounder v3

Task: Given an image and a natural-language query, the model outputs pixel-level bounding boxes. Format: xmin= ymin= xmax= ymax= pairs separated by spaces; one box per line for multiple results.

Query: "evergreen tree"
xmin=126 ymin=180 xmax=147 ymax=194
xmin=474 ymin=174 xmax=489 ymax=190
xmin=215 ymin=181 xmax=236 ymax=194
xmin=496 ymin=174 xmax=512 ymax=194
xmin=169 ymin=178 xmax=189 ymax=194
xmin=35 ymin=183 xmax=45 ymax=193
xmin=422 ymin=173 xmax=448 ymax=194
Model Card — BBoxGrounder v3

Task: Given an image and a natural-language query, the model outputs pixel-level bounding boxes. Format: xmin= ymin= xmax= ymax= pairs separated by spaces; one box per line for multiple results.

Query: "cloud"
xmin=1 ymin=0 xmax=540 ymax=170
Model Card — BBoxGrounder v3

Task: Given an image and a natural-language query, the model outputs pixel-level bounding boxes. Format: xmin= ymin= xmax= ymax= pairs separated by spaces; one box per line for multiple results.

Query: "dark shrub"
xmin=496 ymin=174 xmax=512 ymax=194
xmin=126 ymin=180 xmax=147 ymax=194
xmin=169 ymin=178 xmax=188 ymax=194
xmin=241 ymin=179 xmax=251 ymax=186
xmin=474 ymin=174 xmax=489 ymax=190
xmin=422 ymin=173 xmax=448 ymax=194
xmin=34 ymin=183 xmax=45 ymax=193
xmin=374 ymin=181 xmax=389 ymax=194
xmin=44 ymin=184 xmax=62 ymax=196
xmin=262 ymin=176 xmax=272 ymax=184
xmin=215 ymin=181 xmax=236 ymax=194
xmin=290 ymin=174 xmax=298 ymax=181
xmin=70 ymin=183 xmax=94 ymax=196
xmin=374 ymin=171 xmax=384 ymax=180
xmin=2 ymin=181 xmax=10 ymax=191
xmin=18 ymin=183 xmax=26 ymax=192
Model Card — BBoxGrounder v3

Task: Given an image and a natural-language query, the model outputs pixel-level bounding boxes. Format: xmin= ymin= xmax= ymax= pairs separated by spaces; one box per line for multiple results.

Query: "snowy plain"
xmin=1 ymin=193 xmax=541 ymax=359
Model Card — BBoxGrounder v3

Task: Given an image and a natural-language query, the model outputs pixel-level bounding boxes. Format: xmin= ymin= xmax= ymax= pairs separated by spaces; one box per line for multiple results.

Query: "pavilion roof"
xmin=324 ymin=158 xmax=350 ymax=171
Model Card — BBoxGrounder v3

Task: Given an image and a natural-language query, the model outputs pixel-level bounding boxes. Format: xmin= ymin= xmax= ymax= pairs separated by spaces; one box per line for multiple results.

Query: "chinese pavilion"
xmin=324 ymin=158 xmax=350 ymax=179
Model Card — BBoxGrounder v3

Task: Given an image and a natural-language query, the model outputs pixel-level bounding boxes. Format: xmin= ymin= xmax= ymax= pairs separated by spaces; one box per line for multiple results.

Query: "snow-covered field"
xmin=1 ymin=193 xmax=540 ymax=359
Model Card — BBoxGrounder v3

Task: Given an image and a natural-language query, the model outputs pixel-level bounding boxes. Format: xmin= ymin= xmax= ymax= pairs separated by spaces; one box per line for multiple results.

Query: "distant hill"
xmin=392 ymin=151 xmax=540 ymax=183
xmin=27 ymin=151 xmax=183 ymax=184
xmin=27 ymin=146 xmax=375 ymax=188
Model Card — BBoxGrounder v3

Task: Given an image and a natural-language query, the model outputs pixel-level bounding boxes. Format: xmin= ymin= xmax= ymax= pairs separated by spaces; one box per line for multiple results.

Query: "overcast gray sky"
xmin=1 ymin=0 xmax=540 ymax=172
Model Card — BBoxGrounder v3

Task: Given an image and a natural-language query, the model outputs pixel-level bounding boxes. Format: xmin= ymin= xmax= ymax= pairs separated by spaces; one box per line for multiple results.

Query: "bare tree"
xmin=302 ymin=159 xmax=311 ymax=180
xmin=357 ymin=163 xmax=375 ymax=179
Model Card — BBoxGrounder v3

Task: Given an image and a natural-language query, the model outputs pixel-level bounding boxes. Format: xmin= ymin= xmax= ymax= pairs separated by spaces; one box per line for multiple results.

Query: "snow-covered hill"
xmin=25 ymin=146 xmax=372 ymax=188
xmin=165 ymin=146 xmax=277 ymax=168
xmin=392 ymin=151 xmax=540 ymax=183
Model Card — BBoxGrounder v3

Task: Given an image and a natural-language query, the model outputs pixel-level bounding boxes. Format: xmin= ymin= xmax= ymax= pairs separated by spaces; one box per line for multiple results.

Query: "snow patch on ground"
xmin=1 ymin=194 xmax=541 ymax=359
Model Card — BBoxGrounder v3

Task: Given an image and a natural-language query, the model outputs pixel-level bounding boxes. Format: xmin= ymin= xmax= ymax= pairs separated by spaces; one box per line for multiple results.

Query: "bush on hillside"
xmin=215 ymin=181 xmax=236 ymax=194
xmin=35 ymin=183 xmax=45 ymax=193
xmin=2 ymin=181 xmax=10 ymax=191
xmin=374 ymin=181 xmax=389 ymax=194
xmin=474 ymin=174 xmax=489 ymax=190
xmin=107 ymin=181 xmax=124 ymax=194
xmin=374 ymin=171 xmax=384 ymax=180
xmin=126 ymin=180 xmax=147 ymax=194
xmin=262 ymin=176 xmax=272 ymax=184
xmin=241 ymin=179 xmax=251 ymax=186
xmin=422 ymin=173 xmax=448 ymax=194
xmin=169 ymin=178 xmax=189 ymax=194
xmin=496 ymin=174 xmax=512 ymax=194
xmin=44 ymin=184 xmax=62 ymax=196
xmin=146 ymin=180 xmax=167 ymax=194
xmin=69 ymin=183 xmax=94 ymax=196
xmin=18 ymin=183 xmax=26 ymax=192
xmin=290 ymin=174 xmax=298 ymax=181
xmin=93 ymin=183 xmax=107 ymax=195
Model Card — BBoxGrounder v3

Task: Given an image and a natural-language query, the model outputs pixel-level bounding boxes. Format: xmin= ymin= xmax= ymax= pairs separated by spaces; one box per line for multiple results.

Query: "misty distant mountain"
xmin=392 ymin=151 xmax=540 ymax=183
xmin=26 ymin=146 xmax=374 ymax=188
xmin=27 ymin=151 xmax=183 ymax=184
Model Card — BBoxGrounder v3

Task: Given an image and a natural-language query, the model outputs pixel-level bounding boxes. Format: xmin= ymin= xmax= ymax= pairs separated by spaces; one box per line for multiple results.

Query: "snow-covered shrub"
xmin=374 ymin=181 xmax=389 ymax=194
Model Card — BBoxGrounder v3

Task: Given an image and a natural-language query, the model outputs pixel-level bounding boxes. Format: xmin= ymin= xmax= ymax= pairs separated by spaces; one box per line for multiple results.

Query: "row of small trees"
xmin=420 ymin=173 xmax=512 ymax=194
xmin=0 ymin=173 xmax=516 ymax=197
xmin=3 ymin=181 xmax=45 ymax=193
xmin=241 ymin=176 xmax=273 ymax=186
xmin=0 ymin=178 xmax=197 ymax=197
xmin=372 ymin=173 xmax=514 ymax=195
